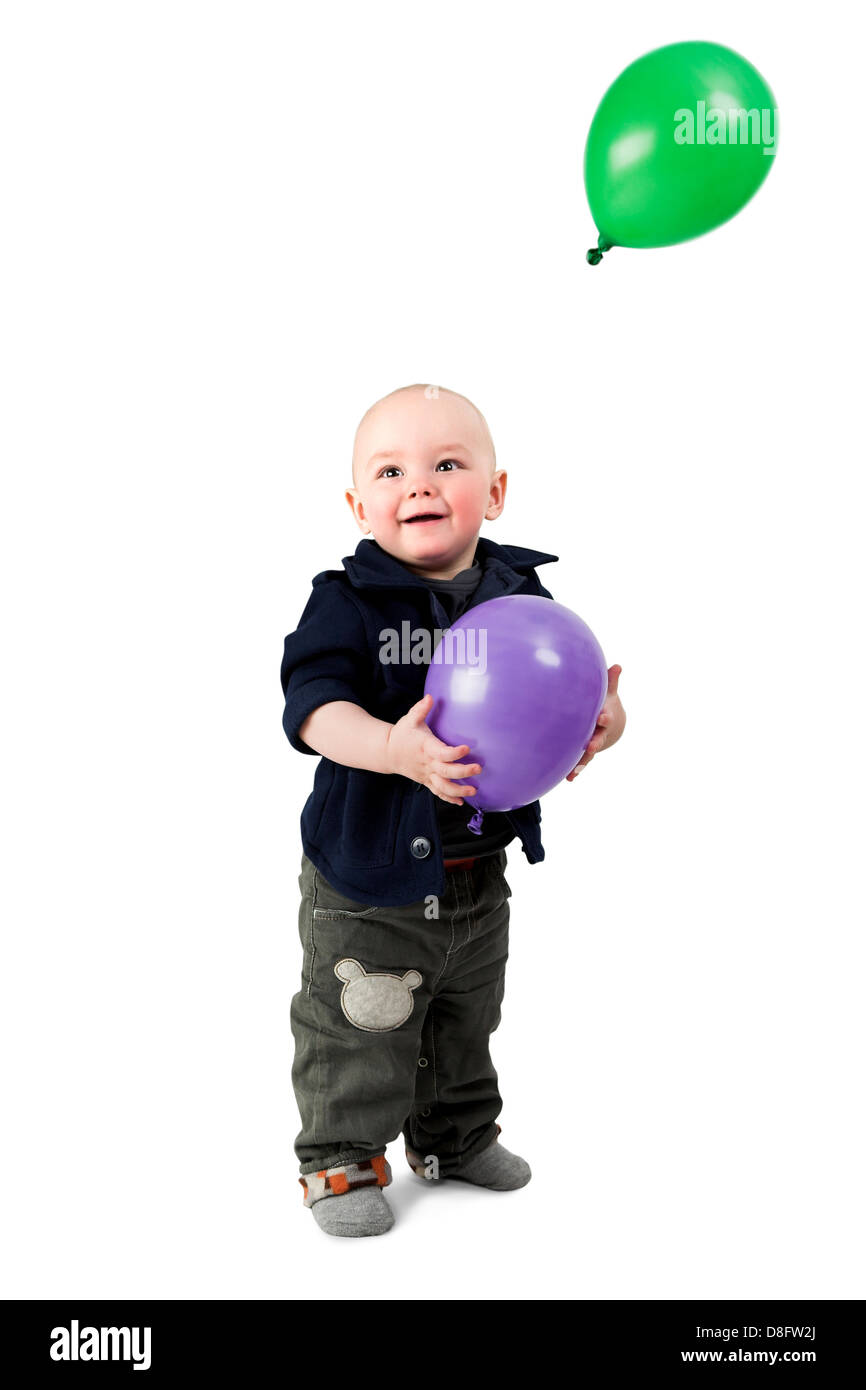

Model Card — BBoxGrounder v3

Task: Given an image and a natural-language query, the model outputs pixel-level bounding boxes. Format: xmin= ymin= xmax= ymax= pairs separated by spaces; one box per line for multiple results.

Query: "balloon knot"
xmin=466 ymin=809 xmax=484 ymax=835
xmin=586 ymin=236 xmax=612 ymax=267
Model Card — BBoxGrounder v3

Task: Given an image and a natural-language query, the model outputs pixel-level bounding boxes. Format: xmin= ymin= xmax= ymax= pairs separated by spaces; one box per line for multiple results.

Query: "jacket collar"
xmin=341 ymin=536 xmax=558 ymax=593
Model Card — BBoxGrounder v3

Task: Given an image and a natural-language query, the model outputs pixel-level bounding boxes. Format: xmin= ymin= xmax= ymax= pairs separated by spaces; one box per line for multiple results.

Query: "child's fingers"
xmin=408 ymin=693 xmax=435 ymax=723
xmin=432 ymin=771 xmax=476 ymax=799
xmin=435 ymin=759 xmax=481 ymax=780
xmin=439 ymin=780 xmax=478 ymax=797
xmin=431 ymin=777 xmax=465 ymax=804
xmin=437 ymin=740 xmax=472 ymax=761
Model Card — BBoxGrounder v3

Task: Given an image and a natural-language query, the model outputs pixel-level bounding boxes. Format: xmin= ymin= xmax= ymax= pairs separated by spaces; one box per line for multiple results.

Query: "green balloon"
xmin=584 ymin=41 xmax=778 ymax=264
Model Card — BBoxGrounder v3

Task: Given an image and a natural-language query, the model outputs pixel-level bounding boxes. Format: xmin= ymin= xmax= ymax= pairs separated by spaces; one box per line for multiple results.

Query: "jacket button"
xmin=410 ymin=836 xmax=431 ymax=858
xmin=418 ymin=1057 xmax=429 ymax=1068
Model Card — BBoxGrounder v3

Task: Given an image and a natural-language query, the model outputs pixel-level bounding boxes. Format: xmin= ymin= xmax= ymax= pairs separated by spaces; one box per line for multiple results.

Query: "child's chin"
xmin=404 ymin=529 xmax=448 ymax=547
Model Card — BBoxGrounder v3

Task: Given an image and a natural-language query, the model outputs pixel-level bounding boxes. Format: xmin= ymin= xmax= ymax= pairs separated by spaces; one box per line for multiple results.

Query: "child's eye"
xmin=378 ymin=459 xmax=461 ymax=479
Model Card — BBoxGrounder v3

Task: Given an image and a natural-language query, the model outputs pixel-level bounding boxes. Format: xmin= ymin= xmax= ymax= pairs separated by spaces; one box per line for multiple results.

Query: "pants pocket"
xmin=491 ymin=848 xmax=512 ymax=900
xmin=311 ymin=865 xmax=382 ymax=920
xmin=313 ymin=905 xmax=382 ymax=920
xmin=297 ymin=861 xmax=379 ymax=998
xmin=308 ymin=861 xmax=383 ymax=917
xmin=494 ymin=854 xmax=512 ymax=901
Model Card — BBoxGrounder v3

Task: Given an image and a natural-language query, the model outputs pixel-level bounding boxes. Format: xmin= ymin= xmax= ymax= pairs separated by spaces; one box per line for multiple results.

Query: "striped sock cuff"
xmin=299 ymin=1154 xmax=392 ymax=1208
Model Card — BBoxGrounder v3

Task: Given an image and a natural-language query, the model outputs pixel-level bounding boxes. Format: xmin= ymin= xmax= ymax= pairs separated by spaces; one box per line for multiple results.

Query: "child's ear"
xmin=345 ymin=488 xmax=370 ymax=533
xmin=485 ymin=469 xmax=507 ymax=520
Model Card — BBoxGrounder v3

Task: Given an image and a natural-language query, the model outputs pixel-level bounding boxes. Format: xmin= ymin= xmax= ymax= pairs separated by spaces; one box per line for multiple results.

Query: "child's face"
xmin=346 ymin=388 xmax=506 ymax=574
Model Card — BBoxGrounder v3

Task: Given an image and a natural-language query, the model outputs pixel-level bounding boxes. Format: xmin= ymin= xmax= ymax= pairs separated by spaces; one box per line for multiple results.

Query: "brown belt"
xmin=443 ymin=856 xmax=479 ymax=873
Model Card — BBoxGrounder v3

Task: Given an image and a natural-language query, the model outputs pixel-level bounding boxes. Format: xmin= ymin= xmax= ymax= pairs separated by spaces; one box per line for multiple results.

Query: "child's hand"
xmin=566 ymin=664 xmax=626 ymax=781
xmin=386 ymin=693 xmax=482 ymax=805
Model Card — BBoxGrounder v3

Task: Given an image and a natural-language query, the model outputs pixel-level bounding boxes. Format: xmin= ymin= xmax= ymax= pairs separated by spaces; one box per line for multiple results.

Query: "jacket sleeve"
xmin=280 ymin=581 xmax=372 ymax=755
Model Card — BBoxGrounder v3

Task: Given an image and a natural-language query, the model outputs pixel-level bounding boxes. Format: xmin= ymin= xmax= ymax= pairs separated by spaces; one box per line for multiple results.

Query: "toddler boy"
xmin=279 ymin=383 xmax=625 ymax=1236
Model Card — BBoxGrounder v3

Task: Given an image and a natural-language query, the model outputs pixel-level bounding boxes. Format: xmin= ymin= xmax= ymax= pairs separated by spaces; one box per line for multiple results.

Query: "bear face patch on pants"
xmin=334 ymin=958 xmax=422 ymax=1032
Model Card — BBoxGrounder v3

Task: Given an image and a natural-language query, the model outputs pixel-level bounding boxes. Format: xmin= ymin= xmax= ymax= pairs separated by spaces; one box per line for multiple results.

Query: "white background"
xmin=2 ymin=0 xmax=863 ymax=1300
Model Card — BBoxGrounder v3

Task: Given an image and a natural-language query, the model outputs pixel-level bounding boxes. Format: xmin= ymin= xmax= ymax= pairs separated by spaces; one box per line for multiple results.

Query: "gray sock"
xmin=446 ymin=1139 xmax=531 ymax=1191
xmin=311 ymin=1186 xmax=395 ymax=1237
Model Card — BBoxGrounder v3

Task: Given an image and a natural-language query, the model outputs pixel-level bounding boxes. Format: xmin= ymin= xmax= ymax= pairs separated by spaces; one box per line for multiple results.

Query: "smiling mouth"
xmin=403 ymin=514 xmax=446 ymax=524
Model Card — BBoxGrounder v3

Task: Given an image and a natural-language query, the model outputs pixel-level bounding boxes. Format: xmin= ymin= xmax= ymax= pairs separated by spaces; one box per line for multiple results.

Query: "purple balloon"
xmin=424 ymin=595 xmax=608 ymax=816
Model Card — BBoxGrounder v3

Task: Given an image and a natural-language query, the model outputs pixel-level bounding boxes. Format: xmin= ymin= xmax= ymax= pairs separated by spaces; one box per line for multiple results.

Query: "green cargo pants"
xmin=290 ymin=849 xmax=512 ymax=1197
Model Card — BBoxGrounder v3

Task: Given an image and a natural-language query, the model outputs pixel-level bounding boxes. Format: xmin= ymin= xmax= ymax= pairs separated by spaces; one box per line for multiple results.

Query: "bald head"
xmin=351 ymin=383 xmax=497 ymax=489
